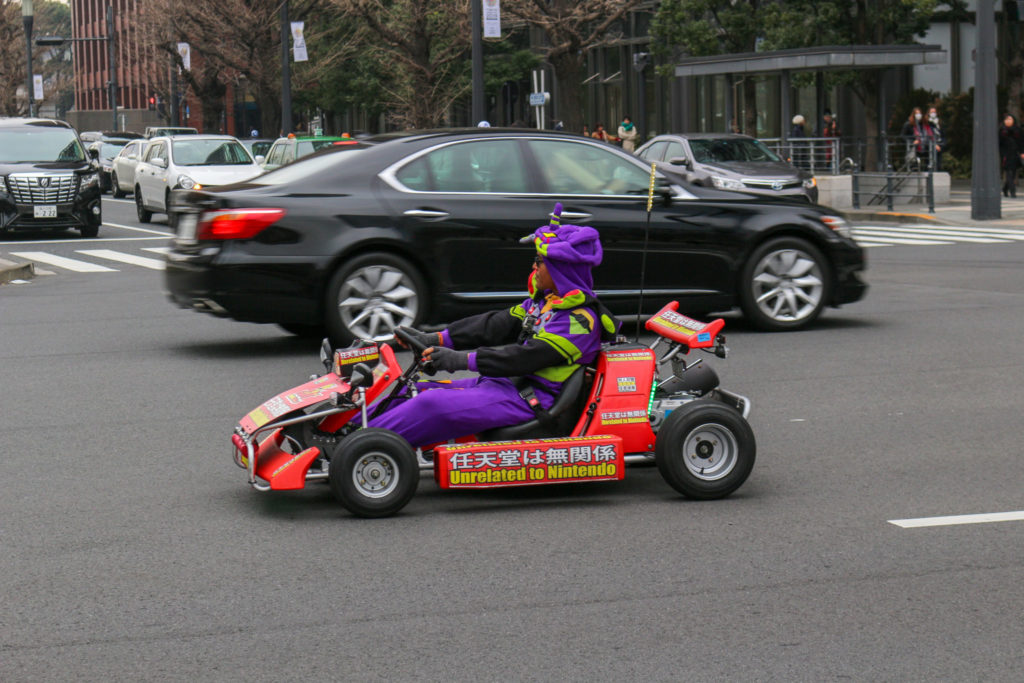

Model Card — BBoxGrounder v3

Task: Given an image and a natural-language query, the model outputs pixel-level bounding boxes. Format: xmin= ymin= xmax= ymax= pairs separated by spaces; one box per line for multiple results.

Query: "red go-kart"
xmin=232 ymin=301 xmax=756 ymax=517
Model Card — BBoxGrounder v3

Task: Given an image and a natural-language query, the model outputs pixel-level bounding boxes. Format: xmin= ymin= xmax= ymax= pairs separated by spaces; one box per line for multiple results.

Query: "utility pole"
xmin=972 ymin=0 xmax=1000 ymax=219
xmin=471 ymin=0 xmax=484 ymax=125
xmin=22 ymin=0 xmax=34 ymax=117
xmin=106 ymin=5 xmax=117 ymax=130
xmin=281 ymin=0 xmax=293 ymax=135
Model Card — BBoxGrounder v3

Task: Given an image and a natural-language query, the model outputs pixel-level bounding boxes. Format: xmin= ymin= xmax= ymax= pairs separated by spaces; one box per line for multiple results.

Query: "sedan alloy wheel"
xmin=740 ymin=237 xmax=829 ymax=330
xmin=326 ymin=253 xmax=423 ymax=344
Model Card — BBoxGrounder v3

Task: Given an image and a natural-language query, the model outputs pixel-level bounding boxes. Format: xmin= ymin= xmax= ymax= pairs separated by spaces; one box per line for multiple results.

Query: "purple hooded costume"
xmin=368 ymin=207 xmax=612 ymax=448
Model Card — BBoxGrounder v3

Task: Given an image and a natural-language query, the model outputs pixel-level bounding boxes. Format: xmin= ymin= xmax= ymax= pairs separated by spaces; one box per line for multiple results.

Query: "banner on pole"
xmin=33 ymin=74 xmax=43 ymax=101
xmin=483 ymin=0 xmax=501 ymax=38
xmin=291 ymin=21 xmax=308 ymax=62
xmin=177 ymin=42 xmax=191 ymax=71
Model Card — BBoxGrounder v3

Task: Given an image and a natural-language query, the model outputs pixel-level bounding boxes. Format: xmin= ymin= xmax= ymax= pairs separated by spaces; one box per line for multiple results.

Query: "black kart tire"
xmin=655 ymin=399 xmax=755 ymax=500
xmin=111 ymin=173 xmax=125 ymax=198
xmin=325 ymin=252 xmax=425 ymax=346
xmin=135 ymin=188 xmax=152 ymax=223
xmin=329 ymin=428 xmax=419 ymax=518
xmin=739 ymin=237 xmax=831 ymax=331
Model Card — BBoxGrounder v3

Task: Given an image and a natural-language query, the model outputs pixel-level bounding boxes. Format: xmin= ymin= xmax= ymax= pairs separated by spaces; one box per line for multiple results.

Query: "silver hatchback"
xmin=636 ymin=133 xmax=818 ymax=203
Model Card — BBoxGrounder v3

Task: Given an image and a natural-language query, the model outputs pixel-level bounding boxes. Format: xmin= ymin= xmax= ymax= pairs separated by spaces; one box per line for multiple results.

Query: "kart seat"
xmin=478 ymin=366 xmax=588 ymax=441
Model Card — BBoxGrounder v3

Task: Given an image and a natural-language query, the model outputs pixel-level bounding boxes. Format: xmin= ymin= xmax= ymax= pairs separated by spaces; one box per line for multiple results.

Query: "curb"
xmin=0 ymin=259 xmax=35 ymax=285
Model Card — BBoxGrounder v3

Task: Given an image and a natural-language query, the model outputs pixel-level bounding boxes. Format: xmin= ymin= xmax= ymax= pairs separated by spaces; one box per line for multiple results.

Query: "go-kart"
xmin=231 ymin=301 xmax=756 ymax=517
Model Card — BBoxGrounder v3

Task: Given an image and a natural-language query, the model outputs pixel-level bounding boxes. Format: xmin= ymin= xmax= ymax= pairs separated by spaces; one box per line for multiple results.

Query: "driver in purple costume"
xmin=368 ymin=204 xmax=619 ymax=448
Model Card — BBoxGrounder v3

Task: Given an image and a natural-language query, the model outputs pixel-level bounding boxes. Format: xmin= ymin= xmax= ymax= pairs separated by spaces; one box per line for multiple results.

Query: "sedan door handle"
xmin=403 ymin=209 xmax=450 ymax=220
xmin=559 ymin=211 xmax=592 ymax=221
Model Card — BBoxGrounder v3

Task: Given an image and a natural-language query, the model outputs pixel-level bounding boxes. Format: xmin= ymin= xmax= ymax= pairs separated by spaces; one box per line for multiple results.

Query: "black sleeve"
xmin=446 ymin=306 xmax=523 ymax=350
xmin=472 ymin=338 xmax=566 ymax=378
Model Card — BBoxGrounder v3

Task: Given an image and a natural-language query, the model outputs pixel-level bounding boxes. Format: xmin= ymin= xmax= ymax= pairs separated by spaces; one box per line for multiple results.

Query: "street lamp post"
xmin=22 ymin=0 xmax=34 ymax=117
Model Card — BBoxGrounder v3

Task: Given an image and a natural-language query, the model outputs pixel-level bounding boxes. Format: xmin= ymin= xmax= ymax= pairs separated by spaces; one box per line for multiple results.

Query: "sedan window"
xmin=639 ymin=140 xmax=668 ymax=162
xmin=395 ymin=139 xmax=528 ymax=193
xmin=664 ymin=141 xmax=686 ymax=162
xmin=527 ymin=139 xmax=650 ymax=195
xmin=172 ymin=139 xmax=253 ymax=166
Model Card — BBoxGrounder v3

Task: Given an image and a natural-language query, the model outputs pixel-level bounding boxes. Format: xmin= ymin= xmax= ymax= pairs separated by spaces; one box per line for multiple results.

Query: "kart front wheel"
xmin=329 ymin=429 xmax=419 ymax=518
xmin=655 ymin=399 xmax=756 ymax=500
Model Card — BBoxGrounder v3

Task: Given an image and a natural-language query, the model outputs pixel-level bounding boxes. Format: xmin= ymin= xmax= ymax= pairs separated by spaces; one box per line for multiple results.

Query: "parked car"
xmin=165 ymin=129 xmax=866 ymax=342
xmin=110 ymin=139 xmax=148 ymax=198
xmin=636 ymin=133 xmax=818 ymax=203
xmin=240 ymin=138 xmax=274 ymax=164
xmin=87 ymin=131 xmax=144 ymax=193
xmin=0 ymin=117 xmax=102 ymax=237
xmin=134 ymin=135 xmax=263 ymax=226
xmin=144 ymin=126 xmax=198 ymax=138
xmin=261 ymin=134 xmax=355 ymax=170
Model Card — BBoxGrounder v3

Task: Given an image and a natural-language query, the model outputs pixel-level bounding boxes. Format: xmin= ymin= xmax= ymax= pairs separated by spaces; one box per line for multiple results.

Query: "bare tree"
xmin=503 ymin=0 xmax=646 ymax=133
xmin=329 ymin=0 xmax=472 ymax=129
xmin=139 ymin=0 xmax=342 ymax=135
xmin=0 ymin=0 xmax=72 ymax=117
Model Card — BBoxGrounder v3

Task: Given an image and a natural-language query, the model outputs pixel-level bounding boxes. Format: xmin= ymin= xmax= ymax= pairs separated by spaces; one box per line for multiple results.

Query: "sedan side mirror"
xmin=669 ymin=156 xmax=691 ymax=170
xmin=88 ymin=147 xmax=100 ymax=160
xmin=255 ymin=155 xmax=265 ymax=165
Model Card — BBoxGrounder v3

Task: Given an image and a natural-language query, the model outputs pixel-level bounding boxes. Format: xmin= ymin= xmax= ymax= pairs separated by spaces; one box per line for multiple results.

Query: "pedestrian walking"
xmin=927 ymin=107 xmax=945 ymax=172
xmin=618 ymin=116 xmax=638 ymax=153
xmin=582 ymin=125 xmax=590 ymax=138
xmin=821 ymin=110 xmax=840 ymax=169
xmin=790 ymin=115 xmax=807 ymax=168
xmin=999 ymin=113 xmax=1024 ymax=198
xmin=900 ymin=108 xmax=936 ymax=170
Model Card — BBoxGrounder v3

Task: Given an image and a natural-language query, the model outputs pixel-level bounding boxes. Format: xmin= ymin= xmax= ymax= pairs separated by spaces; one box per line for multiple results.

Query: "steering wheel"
xmin=393 ymin=326 xmax=436 ymax=375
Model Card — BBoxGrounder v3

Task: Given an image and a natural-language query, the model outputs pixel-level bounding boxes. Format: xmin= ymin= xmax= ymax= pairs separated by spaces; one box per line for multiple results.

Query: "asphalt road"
xmin=1 ymin=199 xmax=1023 ymax=681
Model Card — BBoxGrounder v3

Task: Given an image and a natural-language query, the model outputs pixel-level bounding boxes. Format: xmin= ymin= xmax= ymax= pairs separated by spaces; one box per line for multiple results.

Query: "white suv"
xmin=133 ymin=135 xmax=263 ymax=226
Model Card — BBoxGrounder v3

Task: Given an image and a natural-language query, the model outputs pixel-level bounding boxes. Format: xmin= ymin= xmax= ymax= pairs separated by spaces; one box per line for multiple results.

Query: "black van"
xmin=0 ymin=118 xmax=103 ymax=237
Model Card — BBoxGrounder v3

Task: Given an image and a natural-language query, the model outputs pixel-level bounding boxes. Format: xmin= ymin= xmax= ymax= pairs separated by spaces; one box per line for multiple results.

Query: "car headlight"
xmin=80 ymin=172 xmax=100 ymax=189
xmin=820 ymin=215 xmax=851 ymax=238
xmin=803 ymin=177 xmax=817 ymax=189
xmin=176 ymin=175 xmax=198 ymax=190
xmin=710 ymin=175 xmax=745 ymax=191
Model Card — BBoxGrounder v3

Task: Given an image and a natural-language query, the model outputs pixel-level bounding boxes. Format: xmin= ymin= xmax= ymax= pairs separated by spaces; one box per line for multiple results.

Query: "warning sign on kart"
xmin=434 ymin=435 xmax=624 ymax=489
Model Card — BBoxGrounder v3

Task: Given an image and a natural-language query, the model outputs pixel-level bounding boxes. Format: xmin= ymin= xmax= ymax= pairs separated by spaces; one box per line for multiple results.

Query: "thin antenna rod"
xmin=635 ymin=163 xmax=657 ymax=341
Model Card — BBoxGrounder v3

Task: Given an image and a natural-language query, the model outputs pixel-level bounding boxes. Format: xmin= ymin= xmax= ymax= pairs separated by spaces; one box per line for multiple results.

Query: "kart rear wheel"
xmin=329 ymin=428 xmax=418 ymax=518
xmin=655 ymin=399 xmax=755 ymax=500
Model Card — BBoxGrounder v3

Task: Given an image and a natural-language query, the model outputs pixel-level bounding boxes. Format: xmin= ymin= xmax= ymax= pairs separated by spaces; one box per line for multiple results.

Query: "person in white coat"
xmin=617 ymin=116 xmax=638 ymax=153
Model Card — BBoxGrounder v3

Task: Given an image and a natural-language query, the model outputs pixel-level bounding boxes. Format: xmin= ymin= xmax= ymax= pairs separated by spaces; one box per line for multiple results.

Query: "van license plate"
xmin=34 ymin=205 xmax=57 ymax=218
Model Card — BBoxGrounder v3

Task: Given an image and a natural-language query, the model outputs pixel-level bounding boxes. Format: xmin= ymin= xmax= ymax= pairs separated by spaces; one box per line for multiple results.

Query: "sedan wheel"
xmin=326 ymin=253 xmax=424 ymax=345
xmin=740 ymin=237 xmax=830 ymax=331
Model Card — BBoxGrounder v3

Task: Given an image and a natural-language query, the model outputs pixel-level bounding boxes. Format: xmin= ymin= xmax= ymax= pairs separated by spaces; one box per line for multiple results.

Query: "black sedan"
xmin=165 ymin=129 xmax=867 ymax=343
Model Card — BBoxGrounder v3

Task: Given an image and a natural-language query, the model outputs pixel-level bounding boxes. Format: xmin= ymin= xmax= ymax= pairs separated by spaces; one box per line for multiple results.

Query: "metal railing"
xmin=851 ymin=136 xmax=938 ymax=212
xmin=760 ymin=137 xmax=841 ymax=175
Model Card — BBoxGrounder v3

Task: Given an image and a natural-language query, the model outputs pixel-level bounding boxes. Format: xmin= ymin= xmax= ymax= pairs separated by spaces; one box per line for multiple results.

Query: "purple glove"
xmin=424 ymin=346 xmax=469 ymax=373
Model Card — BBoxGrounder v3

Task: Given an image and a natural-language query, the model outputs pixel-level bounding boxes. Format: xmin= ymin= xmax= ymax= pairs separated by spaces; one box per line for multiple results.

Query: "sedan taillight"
xmin=196 ymin=208 xmax=286 ymax=240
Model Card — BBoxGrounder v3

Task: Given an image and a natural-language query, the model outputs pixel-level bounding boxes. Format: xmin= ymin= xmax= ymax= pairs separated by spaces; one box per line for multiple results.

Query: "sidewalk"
xmin=844 ymin=177 xmax=1024 ymax=227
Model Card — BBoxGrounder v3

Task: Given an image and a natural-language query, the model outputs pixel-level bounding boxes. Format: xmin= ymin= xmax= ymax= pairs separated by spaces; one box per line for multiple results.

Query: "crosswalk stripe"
xmin=853 ymin=229 xmax=1007 ymax=244
xmin=142 ymin=247 xmax=171 ymax=254
xmin=10 ymin=251 xmax=118 ymax=272
xmin=857 ymin=226 xmax=1024 ymax=240
xmin=77 ymin=249 xmax=165 ymax=270
xmin=881 ymin=224 xmax=1024 ymax=236
xmin=852 ymin=235 xmax=952 ymax=245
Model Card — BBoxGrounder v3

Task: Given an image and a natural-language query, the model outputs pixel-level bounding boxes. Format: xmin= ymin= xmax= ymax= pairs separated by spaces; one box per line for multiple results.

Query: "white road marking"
xmin=889 ymin=510 xmax=1024 ymax=528
xmin=101 ymin=222 xmax=173 ymax=236
xmin=10 ymin=251 xmax=117 ymax=272
xmin=142 ymin=247 xmax=171 ymax=254
xmin=853 ymin=235 xmax=953 ymax=245
xmin=854 ymin=229 xmax=1007 ymax=243
xmin=77 ymin=249 xmax=165 ymax=270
